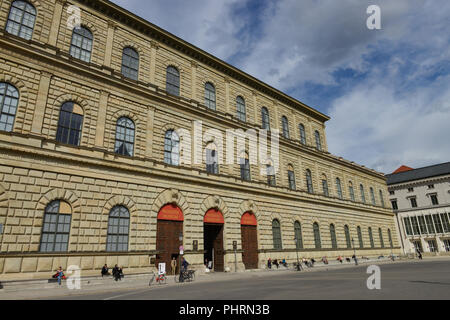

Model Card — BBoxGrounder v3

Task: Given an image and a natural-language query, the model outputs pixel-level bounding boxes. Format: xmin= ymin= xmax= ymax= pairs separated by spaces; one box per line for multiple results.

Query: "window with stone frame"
xmin=0 ymin=82 xmax=19 ymax=132
xmin=166 ymin=66 xmax=180 ymax=96
xmin=69 ymin=26 xmax=93 ymax=63
xmin=6 ymin=0 xmax=36 ymax=40
xmin=121 ymin=47 xmax=139 ymax=80
xmin=106 ymin=206 xmax=130 ymax=252
xmin=40 ymin=200 xmax=72 ymax=252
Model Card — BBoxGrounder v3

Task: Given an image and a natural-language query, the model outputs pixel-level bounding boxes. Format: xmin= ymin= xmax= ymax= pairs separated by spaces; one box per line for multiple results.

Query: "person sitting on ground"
xmin=101 ymin=264 xmax=110 ymax=278
xmin=310 ymin=258 xmax=316 ymax=266
xmin=53 ymin=266 xmax=66 ymax=286
xmin=281 ymin=259 xmax=288 ymax=267
xmin=273 ymin=259 xmax=279 ymax=269
xmin=322 ymin=256 xmax=328 ymax=264
xmin=346 ymin=257 xmax=351 ymax=262
xmin=337 ymin=256 xmax=343 ymax=263
xmin=112 ymin=264 xmax=121 ymax=281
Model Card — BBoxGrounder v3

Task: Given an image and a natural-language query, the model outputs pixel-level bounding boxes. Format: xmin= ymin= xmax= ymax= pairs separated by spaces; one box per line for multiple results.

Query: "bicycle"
xmin=175 ymin=269 xmax=196 ymax=283
xmin=149 ymin=272 xmax=167 ymax=285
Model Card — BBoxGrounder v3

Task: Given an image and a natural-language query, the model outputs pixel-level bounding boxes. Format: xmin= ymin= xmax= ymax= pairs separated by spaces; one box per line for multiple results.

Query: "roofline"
xmin=386 ymin=162 xmax=450 ymax=185
xmin=76 ymin=0 xmax=330 ymax=123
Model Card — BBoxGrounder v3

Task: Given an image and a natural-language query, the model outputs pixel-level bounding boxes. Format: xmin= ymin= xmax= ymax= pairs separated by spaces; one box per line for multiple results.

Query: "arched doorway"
xmin=241 ymin=212 xmax=258 ymax=269
xmin=156 ymin=204 xmax=183 ymax=274
xmin=203 ymin=208 xmax=224 ymax=272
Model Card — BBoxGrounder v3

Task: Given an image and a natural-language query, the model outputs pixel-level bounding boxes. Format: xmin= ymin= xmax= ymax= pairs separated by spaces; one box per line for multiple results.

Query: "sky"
xmin=111 ymin=0 xmax=450 ymax=174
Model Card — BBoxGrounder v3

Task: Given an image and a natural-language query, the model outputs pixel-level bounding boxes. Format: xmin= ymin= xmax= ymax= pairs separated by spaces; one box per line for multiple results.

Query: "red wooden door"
xmin=156 ymin=220 xmax=183 ymax=273
xmin=241 ymin=225 xmax=258 ymax=269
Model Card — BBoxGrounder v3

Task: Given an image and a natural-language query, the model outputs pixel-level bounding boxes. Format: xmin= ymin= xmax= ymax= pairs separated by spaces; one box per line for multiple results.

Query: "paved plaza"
xmin=0 ymin=257 xmax=449 ymax=300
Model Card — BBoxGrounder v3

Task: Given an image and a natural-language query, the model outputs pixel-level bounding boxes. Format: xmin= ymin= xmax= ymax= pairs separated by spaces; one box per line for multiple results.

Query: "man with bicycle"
xmin=179 ymin=257 xmax=189 ymax=282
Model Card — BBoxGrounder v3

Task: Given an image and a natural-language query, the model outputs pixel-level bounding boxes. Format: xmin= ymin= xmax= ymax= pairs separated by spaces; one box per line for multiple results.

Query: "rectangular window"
xmin=428 ymin=240 xmax=437 ymax=253
xmin=391 ymin=200 xmax=398 ymax=210
xmin=408 ymin=187 xmax=414 ymax=192
xmin=428 ymin=184 xmax=434 ymax=189
xmin=410 ymin=198 xmax=418 ymax=208
xmin=389 ymin=191 xmax=395 ymax=195
xmin=425 ymin=215 xmax=435 ymax=233
xmin=418 ymin=216 xmax=428 ymax=234
xmin=440 ymin=213 xmax=450 ymax=233
xmin=411 ymin=216 xmax=421 ymax=235
xmin=433 ymin=214 xmax=444 ymax=233
xmin=430 ymin=194 xmax=439 ymax=206
xmin=444 ymin=239 xmax=450 ymax=252
xmin=404 ymin=217 xmax=413 ymax=236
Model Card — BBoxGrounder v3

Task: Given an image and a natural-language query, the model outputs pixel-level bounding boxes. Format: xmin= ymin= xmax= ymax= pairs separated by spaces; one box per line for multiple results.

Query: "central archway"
xmin=203 ymin=208 xmax=224 ymax=272
xmin=241 ymin=212 xmax=258 ymax=269
xmin=156 ymin=204 xmax=184 ymax=274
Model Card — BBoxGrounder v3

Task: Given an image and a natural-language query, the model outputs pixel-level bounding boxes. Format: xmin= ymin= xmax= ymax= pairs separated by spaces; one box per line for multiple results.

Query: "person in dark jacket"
xmin=112 ymin=264 xmax=121 ymax=281
xmin=101 ymin=264 xmax=110 ymax=278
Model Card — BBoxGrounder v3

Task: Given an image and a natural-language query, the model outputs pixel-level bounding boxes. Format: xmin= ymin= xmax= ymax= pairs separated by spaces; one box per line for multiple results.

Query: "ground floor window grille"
xmin=427 ymin=240 xmax=437 ymax=252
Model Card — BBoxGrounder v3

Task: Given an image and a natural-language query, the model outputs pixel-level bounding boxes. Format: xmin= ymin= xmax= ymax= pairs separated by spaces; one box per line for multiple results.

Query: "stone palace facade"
xmin=0 ymin=0 xmax=399 ymax=280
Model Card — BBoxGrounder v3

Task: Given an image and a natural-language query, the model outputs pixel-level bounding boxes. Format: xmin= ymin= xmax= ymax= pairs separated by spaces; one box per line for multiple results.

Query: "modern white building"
xmin=387 ymin=163 xmax=450 ymax=255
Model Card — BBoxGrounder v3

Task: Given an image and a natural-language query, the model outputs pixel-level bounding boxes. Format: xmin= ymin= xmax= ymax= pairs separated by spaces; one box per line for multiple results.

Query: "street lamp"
xmin=352 ymin=237 xmax=358 ymax=266
xmin=294 ymin=236 xmax=301 ymax=271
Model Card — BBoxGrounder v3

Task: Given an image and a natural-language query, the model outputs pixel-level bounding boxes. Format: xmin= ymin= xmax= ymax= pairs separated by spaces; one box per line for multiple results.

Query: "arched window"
xmin=166 ymin=66 xmax=180 ymax=96
xmin=344 ymin=225 xmax=351 ymax=249
xmin=388 ymin=228 xmax=393 ymax=248
xmin=348 ymin=181 xmax=355 ymax=201
xmin=205 ymin=142 xmax=219 ymax=174
xmin=379 ymin=190 xmax=385 ymax=207
xmin=261 ymin=107 xmax=270 ymax=130
xmin=322 ymin=175 xmax=329 ymax=197
xmin=360 ymin=184 xmax=366 ymax=203
xmin=106 ymin=206 xmax=130 ymax=252
xmin=240 ymin=151 xmax=251 ymax=181
xmin=236 ymin=96 xmax=246 ymax=122
xmin=370 ymin=187 xmax=376 ymax=205
xmin=205 ymin=82 xmax=216 ymax=110
xmin=115 ymin=117 xmax=135 ymax=157
xmin=336 ymin=178 xmax=343 ymax=199
xmin=287 ymin=164 xmax=296 ymax=190
xmin=56 ymin=102 xmax=83 ymax=146
xmin=315 ymin=130 xmax=322 ymax=150
xmin=379 ymin=228 xmax=384 ymax=248
xmin=121 ymin=47 xmax=139 ymax=80
xmin=313 ymin=222 xmax=321 ymax=249
xmin=306 ymin=169 xmax=314 ymax=194
xmin=368 ymin=227 xmax=375 ymax=248
xmin=6 ymin=0 xmax=36 ymax=40
xmin=164 ymin=130 xmax=180 ymax=166
xmin=70 ymin=26 xmax=93 ymax=63
xmin=330 ymin=224 xmax=337 ymax=249
xmin=299 ymin=124 xmax=306 ymax=145
xmin=0 ymin=83 xmax=19 ymax=132
xmin=272 ymin=219 xmax=282 ymax=250
xmin=266 ymin=160 xmax=276 ymax=186
xmin=281 ymin=116 xmax=290 ymax=139
xmin=357 ymin=226 xmax=364 ymax=248
xmin=294 ymin=221 xmax=303 ymax=249
xmin=40 ymin=200 xmax=72 ymax=252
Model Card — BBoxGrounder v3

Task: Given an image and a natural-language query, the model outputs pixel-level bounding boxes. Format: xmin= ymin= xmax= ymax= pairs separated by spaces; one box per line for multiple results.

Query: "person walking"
xmin=267 ymin=258 xmax=272 ymax=269
xmin=417 ymin=249 xmax=423 ymax=260
xmin=171 ymin=257 xmax=177 ymax=275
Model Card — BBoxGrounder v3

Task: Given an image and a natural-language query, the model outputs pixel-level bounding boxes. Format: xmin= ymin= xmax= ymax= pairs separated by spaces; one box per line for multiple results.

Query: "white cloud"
xmin=111 ymin=0 xmax=245 ymax=60
xmin=326 ymin=75 xmax=450 ymax=173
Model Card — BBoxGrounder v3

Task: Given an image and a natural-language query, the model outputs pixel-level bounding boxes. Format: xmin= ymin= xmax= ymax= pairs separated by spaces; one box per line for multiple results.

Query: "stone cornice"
xmin=0 ymin=133 xmax=394 ymax=217
xmin=75 ymin=0 xmax=330 ymax=123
